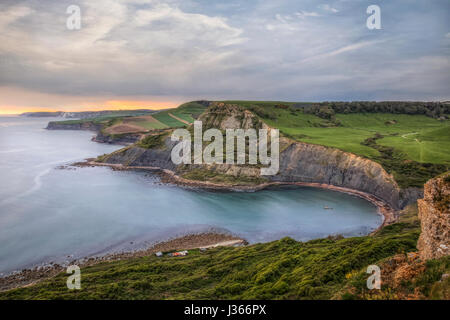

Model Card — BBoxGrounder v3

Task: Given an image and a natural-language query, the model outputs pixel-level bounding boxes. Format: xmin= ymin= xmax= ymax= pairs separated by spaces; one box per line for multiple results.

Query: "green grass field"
xmin=224 ymin=101 xmax=449 ymax=187
xmin=263 ymin=111 xmax=450 ymax=164
xmin=152 ymin=112 xmax=186 ymax=127
xmin=171 ymin=102 xmax=207 ymax=123
xmin=129 ymin=119 xmax=168 ymax=130
xmin=151 ymin=102 xmax=207 ymax=127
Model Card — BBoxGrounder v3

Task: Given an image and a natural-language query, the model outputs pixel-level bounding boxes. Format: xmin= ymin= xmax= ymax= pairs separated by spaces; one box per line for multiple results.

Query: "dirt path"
xmin=168 ymin=113 xmax=191 ymax=125
xmin=401 ymin=132 xmax=418 ymax=139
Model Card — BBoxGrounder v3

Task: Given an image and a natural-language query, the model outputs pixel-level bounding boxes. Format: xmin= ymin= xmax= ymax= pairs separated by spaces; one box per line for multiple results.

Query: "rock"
xmin=197 ymin=102 xmax=268 ymax=130
xmin=273 ymin=141 xmax=420 ymax=209
xmin=417 ymin=173 xmax=450 ymax=260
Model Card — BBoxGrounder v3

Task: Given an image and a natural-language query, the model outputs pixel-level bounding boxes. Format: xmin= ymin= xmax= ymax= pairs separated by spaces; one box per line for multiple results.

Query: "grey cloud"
xmin=0 ymin=0 xmax=449 ymax=101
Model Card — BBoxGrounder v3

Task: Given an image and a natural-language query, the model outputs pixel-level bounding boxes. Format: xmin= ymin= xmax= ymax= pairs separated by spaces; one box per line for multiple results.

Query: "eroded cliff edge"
xmin=95 ymin=103 xmax=422 ymax=210
xmin=418 ymin=173 xmax=450 ymax=260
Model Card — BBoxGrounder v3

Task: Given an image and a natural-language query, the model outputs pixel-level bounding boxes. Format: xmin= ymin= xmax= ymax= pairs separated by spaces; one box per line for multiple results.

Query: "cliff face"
xmin=100 ymin=139 xmax=177 ymax=171
xmin=198 ymin=102 xmax=268 ymax=130
xmin=417 ymin=173 xmax=450 ymax=260
xmin=273 ymin=141 xmax=421 ymax=209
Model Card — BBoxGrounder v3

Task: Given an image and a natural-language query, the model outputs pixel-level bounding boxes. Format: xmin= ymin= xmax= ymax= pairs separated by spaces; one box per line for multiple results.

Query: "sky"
xmin=0 ymin=0 xmax=449 ymax=114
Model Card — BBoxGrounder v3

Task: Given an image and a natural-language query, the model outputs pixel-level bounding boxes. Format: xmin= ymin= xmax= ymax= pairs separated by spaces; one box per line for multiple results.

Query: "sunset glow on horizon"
xmin=0 ymin=100 xmax=180 ymax=114
xmin=0 ymin=86 xmax=184 ymax=114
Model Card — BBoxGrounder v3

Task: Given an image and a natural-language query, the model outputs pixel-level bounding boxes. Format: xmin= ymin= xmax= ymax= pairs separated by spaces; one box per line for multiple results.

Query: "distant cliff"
xmin=46 ymin=121 xmax=143 ymax=145
xmin=418 ymin=173 xmax=450 ymax=260
xmin=46 ymin=121 xmax=102 ymax=131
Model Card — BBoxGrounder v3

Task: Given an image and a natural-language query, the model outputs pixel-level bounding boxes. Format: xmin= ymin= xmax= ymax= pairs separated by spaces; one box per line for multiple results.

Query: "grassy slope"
xmin=153 ymin=102 xmax=207 ymax=127
xmin=129 ymin=118 xmax=168 ymax=130
xmin=266 ymin=111 xmax=449 ymax=165
xmin=0 ymin=206 xmax=431 ymax=300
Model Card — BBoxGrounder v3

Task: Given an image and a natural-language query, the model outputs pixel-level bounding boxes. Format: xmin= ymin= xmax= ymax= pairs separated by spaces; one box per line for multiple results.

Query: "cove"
xmin=0 ymin=116 xmax=382 ymax=274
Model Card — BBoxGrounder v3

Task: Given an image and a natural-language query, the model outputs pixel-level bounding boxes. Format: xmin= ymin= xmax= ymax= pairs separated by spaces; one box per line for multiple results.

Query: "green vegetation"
xmin=27 ymin=101 xmax=449 ymax=300
xmin=130 ymin=119 xmax=167 ymax=130
xmin=300 ymin=101 xmax=449 ymax=119
xmin=137 ymin=133 xmax=168 ymax=149
xmin=153 ymin=112 xmax=186 ymax=127
xmin=1 ymin=205 xmax=434 ymax=300
xmin=48 ymin=100 xmax=449 ymax=187
xmin=49 ymin=116 xmax=122 ymax=126
xmin=173 ymin=102 xmax=208 ymax=122
xmin=425 ymin=258 xmax=450 ymax=299
xmin=152 ymin=102 xmax=206 ymax=127
xmin=181 ymin=168 xmax=268 ymax=185
xmin=360 ymin=133 xmax=448 ymax=188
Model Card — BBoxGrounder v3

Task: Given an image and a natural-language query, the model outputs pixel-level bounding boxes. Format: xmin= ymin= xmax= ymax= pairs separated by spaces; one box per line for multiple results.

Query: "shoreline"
xmin=79 ymin=160 xmax=396 ymax=230
xmin=0 ymin=159 xmax=395 ymax=292
xmin=0 ymin=232 xmax=246 ymax=292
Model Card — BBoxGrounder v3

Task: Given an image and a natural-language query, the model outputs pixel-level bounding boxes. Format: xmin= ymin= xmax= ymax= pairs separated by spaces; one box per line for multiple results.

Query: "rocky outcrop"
xmin=272 ymin=141 xmax=421 ymax=209
xmin=417 ymin=173 xmax=450 ymax=260
xmin=198 ymin=102 xmax=268 ymax=130
xmin=93 ymin=131 xmax=142 ymax=145
xmin=46 ymin=121 xmax=102 ymax=131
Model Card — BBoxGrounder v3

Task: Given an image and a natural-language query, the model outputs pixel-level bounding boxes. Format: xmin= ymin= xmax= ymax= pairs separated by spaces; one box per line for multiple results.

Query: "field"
xmin=152 ymin=102 xmax=207 ymax=127
xmin=225 ymin=101 xmax=449 ymax=188
xmin=1 ymin=205 xmax=448 ymax=300
xmin=102 ymin=116 xmax=168 ymax=134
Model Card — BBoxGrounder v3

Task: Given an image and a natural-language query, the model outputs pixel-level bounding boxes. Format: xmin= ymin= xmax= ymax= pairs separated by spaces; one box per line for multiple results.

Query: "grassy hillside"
xmin=152 ymin=102 xmax=206 ymax=126
xmin=2 ymin=205 xmax=448 ymax=300
xmin=224 ymin=101 xmax=449 ymax=188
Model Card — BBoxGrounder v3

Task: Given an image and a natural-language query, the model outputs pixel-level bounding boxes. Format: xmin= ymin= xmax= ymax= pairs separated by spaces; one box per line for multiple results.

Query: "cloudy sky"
xmin=0 ymin=0 xmax=449 ymax=113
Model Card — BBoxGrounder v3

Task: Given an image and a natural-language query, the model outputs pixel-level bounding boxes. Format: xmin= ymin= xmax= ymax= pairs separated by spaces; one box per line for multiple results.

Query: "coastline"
xmin=0 ymin=232 xmax=246 ymax=292
xmin=0 ymin=159 xmax=395 ymax=292
xmin=79 ymin=160 xmax=396 ymax=230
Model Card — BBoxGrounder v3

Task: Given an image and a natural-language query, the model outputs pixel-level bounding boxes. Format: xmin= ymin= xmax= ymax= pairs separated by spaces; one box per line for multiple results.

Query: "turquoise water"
xmin=0 ymin=116 xmax=382 ymax=274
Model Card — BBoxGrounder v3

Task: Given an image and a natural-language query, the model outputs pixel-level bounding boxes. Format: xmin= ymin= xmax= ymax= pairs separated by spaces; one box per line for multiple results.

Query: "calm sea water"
xmin=0 ymin=116 xmax=382 ymax=274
